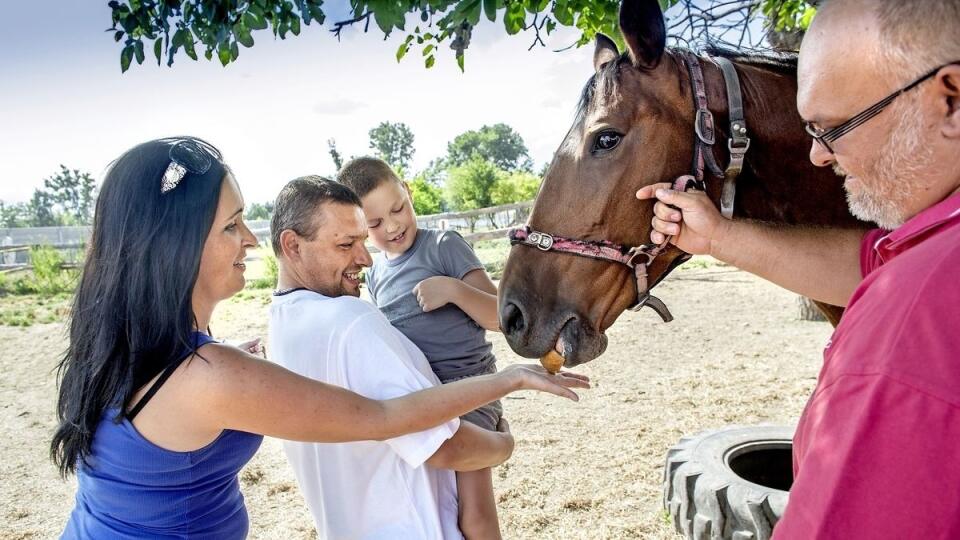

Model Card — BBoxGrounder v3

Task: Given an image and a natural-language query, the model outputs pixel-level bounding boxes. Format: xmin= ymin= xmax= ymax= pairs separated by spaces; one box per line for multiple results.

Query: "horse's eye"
xmin=593 ymin=131 xmax=622 ymax=153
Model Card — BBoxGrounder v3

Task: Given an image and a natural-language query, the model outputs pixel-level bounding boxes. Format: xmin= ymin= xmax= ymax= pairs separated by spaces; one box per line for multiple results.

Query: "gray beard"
xmin=836 ymin=96 xmax=934 ymax=230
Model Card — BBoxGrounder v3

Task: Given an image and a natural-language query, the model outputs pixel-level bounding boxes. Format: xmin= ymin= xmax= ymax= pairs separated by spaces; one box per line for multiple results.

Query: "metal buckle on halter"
xmin=527 ymin=231 xmax=554 ymax=251
xmin=626 ymin=246 xmax=654 ymax=268
xmin=694 ymin=109 xmax=716 ymax=145
xmin=728 ymin=137 xmax=751 ymax=154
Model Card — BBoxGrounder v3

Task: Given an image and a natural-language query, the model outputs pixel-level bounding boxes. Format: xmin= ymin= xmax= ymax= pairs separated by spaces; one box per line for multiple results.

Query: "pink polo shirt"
xmin=774 ymin=193 xmax=960 ymax=539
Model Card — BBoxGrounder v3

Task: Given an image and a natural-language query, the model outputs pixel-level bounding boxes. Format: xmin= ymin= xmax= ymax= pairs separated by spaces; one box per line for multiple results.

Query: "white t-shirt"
xmin=269 ymin=289 xmax=463 ymax=540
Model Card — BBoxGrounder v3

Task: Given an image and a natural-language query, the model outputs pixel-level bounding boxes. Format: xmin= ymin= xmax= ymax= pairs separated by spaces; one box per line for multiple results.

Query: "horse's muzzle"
xmin=500 ymin=297 xmax=608 ymax=367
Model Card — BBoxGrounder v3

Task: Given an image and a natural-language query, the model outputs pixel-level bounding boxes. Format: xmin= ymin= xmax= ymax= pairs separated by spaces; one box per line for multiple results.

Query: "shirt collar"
xmin=874 ymin=192 xmax=960 ymax=258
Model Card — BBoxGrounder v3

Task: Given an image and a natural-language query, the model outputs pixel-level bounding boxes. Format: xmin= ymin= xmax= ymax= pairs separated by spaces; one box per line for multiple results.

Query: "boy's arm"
xmin=414 ymin=269 xmax=501 ymax=331
xmin=426 ymin=419 xmax=513 ymax=471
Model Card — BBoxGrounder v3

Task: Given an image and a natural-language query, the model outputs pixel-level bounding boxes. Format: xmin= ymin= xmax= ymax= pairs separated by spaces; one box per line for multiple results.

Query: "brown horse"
xmin=498 ymin=0 xmax=865 ymax=368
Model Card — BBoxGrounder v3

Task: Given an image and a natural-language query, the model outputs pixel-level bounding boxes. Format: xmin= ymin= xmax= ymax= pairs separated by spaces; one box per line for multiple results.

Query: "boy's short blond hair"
xmin=337 ymin=157 xmax=401 ymax=199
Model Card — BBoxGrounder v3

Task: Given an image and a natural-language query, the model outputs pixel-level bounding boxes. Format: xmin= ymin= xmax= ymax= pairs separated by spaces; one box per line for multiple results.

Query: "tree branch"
xmin=331 ymin=11 xmax=372 ymax=40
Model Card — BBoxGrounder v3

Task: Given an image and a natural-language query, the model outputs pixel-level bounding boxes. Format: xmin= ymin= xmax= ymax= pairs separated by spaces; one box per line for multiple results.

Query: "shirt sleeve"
xmin=364 ymin=264 xmax=378 ymax=304
xmin=339 ymin=312 xmax=459 ymax=468
xmin=436 ymin=231 xmax=484 ymax=280
xmin=859 ymin=228 xmax=887 ymax=277
xmin=774 ymin=374 xmax=960 ymax=540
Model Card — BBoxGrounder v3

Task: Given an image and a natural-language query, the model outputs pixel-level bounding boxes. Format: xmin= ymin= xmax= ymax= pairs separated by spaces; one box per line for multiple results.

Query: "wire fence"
xmin=0 ymin=201 xmax=534 ymax=272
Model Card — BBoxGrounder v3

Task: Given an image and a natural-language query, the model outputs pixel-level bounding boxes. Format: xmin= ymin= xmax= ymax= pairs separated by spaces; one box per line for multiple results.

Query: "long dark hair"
xmin=51 ymin=137 xmax=227 ymax=476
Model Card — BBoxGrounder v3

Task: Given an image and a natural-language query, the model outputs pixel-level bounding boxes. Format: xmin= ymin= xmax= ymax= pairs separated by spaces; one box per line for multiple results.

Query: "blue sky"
xmin=0 ymin=1 xmax=598 ymax=205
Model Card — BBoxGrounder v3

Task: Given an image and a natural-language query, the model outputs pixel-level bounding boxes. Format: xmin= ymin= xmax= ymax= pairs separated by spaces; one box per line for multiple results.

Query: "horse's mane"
xmin=573 ymin=47 xmax=796 ymax=128
xmin=703 ymin=45 xmax=798 ymax=74
xmin=573 ymin=53 xmax=625 ymax=131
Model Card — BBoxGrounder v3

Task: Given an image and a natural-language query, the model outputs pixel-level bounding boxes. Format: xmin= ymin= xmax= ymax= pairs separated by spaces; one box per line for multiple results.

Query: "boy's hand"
xmin=413 ymin=276 xmax=458 ymax=312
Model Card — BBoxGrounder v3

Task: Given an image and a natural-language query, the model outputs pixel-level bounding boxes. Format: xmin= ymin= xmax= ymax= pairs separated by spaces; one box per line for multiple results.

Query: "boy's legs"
xmin=457 ymin=467 xmax=502 ymax=540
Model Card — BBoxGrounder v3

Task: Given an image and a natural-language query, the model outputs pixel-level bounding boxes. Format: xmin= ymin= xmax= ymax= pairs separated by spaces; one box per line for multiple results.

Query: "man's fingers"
xmin=653 ymin=201 xmax=681 ymax=222
xmin=652 ymin=216 xmax=679 ymax=236
xmin=636 ymin=182 xmax=674 ymax=200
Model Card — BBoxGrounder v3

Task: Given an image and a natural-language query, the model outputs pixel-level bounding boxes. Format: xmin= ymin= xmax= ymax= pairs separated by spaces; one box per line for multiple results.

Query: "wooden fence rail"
xmin=0 ymin=201 xmax=531 ymax=265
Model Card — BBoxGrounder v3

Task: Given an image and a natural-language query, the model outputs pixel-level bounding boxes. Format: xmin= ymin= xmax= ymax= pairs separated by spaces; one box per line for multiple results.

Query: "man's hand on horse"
xmin=636 ymin=181 xmax=731 ymax=256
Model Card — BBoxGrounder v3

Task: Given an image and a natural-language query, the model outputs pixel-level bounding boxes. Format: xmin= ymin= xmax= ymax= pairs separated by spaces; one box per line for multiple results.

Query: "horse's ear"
xmin=593 ymin=33 xmax=620 ymax=73
xmin=619 ymin=0 xmax=667 ymax=69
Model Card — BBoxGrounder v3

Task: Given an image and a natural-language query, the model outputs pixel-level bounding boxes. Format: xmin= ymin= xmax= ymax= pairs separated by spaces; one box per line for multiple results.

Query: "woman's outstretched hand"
xmin=500 ymin=364 xmax=591 ymax=401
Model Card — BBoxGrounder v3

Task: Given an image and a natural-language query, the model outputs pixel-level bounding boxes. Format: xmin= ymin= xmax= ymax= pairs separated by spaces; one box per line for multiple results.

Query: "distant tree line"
xmin=300 ymin=121 xmax=541 ymax=221
xmin=0 ymin=166 xmax=97 ymax=228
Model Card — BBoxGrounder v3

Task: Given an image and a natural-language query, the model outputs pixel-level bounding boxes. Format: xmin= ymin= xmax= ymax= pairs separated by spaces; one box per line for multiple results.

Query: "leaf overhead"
xmin=107 ymin=0 xmax=816 ymax=72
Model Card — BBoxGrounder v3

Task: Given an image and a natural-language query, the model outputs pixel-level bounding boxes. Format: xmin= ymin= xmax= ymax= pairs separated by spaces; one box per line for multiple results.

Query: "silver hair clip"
xmin=159 ymin=139 xmax=217 ymax=195
xmin=161 ymin=162 xmax=188 ymax=194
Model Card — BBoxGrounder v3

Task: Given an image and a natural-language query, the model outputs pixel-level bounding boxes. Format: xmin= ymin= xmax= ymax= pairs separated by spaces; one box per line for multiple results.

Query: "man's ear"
xmin=937 ymin=65 xmax=960 ymax=139
xmin=278 ymin=229 xmax=301 ymax=261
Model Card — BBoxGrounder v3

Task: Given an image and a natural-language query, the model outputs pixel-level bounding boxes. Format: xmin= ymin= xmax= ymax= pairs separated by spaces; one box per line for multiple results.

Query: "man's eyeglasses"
xmin=804 ymin=61 xmax=960 ymax=154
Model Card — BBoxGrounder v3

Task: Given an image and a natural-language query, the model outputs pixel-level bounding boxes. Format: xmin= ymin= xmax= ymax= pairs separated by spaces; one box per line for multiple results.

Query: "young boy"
xmin=338 ymin=157 xmax=504 ymax=539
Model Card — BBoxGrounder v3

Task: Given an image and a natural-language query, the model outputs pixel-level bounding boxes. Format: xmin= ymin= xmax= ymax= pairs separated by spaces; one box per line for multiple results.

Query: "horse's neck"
xmin=701 ymin=59 xmax=860 ymax=227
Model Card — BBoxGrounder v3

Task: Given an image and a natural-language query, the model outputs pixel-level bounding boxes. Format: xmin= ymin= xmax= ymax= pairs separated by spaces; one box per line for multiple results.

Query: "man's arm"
xmin=710 ymin=220 xmax=864 ymax=307
xmin=426 ymin=420 xmax=513 ymax=471
xmin=638 ymin=183 xmax=865 ymax=307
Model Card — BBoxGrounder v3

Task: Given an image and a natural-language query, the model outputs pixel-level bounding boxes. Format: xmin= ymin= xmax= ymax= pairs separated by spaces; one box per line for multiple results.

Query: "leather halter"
xmin=509 ymin=51 xmax=751 ymax=323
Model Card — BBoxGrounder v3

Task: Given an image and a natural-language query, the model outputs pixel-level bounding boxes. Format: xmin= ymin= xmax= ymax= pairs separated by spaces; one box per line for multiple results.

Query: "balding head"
xmin=797 ymin=0 xmax=883 ymax=126
xmin=800 ymin=0 xmax=960 ymax=119
xmin=797 ymin=0 xmax=960 ymax=229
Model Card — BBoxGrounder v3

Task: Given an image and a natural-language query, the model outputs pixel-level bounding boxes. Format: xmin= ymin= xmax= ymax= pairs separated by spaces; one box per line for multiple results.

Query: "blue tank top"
xmin=62 ymin=332 xmax=263 ymax=539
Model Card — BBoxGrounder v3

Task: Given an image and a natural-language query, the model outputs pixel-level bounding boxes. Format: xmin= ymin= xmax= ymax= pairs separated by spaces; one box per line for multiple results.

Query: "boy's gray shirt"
xmin=365 ymin=228 xmax=495 ymax=381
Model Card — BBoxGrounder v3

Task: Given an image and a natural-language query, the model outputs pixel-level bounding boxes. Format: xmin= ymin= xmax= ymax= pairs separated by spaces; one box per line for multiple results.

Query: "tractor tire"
xmin=663 ymin=425 xmax=794 ymax=540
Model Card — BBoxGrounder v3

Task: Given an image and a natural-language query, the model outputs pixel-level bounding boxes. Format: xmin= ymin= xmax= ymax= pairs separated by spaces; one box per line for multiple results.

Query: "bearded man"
xmin=639 ymin=0 xmax=960 ymax=537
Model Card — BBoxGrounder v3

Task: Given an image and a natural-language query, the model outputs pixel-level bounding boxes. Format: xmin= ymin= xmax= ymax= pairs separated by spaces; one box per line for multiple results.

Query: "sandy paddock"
xmin=0 ymin=263 xmax=830 ymax=539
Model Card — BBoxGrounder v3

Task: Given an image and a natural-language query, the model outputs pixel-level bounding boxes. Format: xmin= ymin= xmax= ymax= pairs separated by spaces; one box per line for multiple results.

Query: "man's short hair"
xmin=337 ymin=157 xmax=401 ymax=199
xmin=821 ymin=0 xmax=960 ymax=81
xmin=270 ymin=175 xmax=361 ymax=257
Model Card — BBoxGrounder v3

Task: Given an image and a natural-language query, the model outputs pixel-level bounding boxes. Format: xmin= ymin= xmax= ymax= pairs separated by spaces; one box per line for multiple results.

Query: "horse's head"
xmin=499 ymin=0 xmax=704 ymax=367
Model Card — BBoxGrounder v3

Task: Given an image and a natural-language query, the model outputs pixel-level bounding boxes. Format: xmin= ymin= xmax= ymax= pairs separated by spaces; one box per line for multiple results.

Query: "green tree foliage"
xmin=249 ymin=252 xmax=279 ymax=289
xmin=244 ymin=201 xmax=274 ymax=221
xmin=328 ymin=138 xmax=344 ymax=171
xmin=445 ymin=155 xmax=502 ymax=212
xmin=27 ymin=190 xmax=60 ymax=228
xmin=490 ymin=171 xmax=541 ymax=205
xmin=369 ymin=121 xmax=415 ymax=172
xmin=107 ymin=1 xmax=816 ymax=73
xmin=0 ymin=202 xmax=29 ymax=228
xmin=417 ymin=158 xmax=448 ymax=187
xmin=1 ymin=166 xmax=97 ymax=228
xmin=446 ymin=123 xmax=532 ymax=172
xmin=407 ymin=176 xmax=443 ymax=215
xmin=42 ymin=165 xmax=98 ymax=225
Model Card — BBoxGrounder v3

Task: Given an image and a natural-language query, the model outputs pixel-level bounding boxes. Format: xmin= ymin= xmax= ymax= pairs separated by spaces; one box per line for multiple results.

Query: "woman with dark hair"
xmin=52 ymin=137 xmax=588 ymax=538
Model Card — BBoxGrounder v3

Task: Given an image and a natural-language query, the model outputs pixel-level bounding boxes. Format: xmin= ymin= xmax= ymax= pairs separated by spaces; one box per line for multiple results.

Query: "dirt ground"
xmin=0 ymin=262 xmax=833 ymax=539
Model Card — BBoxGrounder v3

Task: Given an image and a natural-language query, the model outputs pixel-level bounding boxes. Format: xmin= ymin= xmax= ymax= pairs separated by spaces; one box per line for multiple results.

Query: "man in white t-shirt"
xmin=267 ymin=176 xmax=515 ymax=539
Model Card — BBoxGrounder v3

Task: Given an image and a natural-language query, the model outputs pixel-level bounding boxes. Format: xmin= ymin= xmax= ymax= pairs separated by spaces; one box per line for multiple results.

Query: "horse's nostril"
xmin=501 ymin=301 xmax=526 ymax=336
